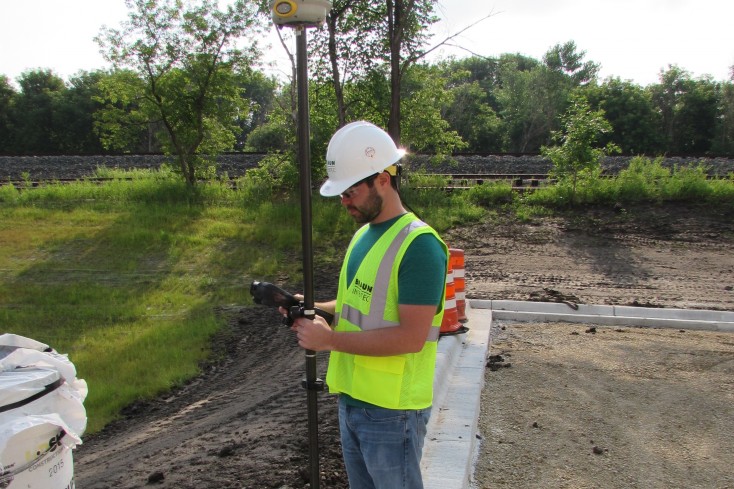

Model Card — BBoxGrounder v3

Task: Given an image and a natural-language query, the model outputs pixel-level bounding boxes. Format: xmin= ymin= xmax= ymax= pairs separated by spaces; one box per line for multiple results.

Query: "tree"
xmin=400 ymin=63 xmax=466 ymax=154
xmin=541 ymin=93 xmax=619 ymax=201
xmin=675 ymin=76 xmax=718 ymax=153
xmin=96 ymin=0 xmax=266 ymax=185
xmin=53 ymin=71 xmax=108 ymax=153
xmin=307 ymin=0 xmax=439 ymax=141
xmin=495 ymin=54 xmax=546 ymax=152
xmin=0 ymin=76 xmax=17 ymax=153
xmin=438 ymin=59 xmax=503 ymax=151
xmin=12 ymin=69 xmax=67 ymax=154
xmin=713 ymin=70 xmax=734 ymax=154
xmin=583 ymin=77 xmax=663 ymax=154
xmin=495 ymin=43 xmax=599 ymax=153
xmin=385 ymin=0 xmax=439 ymax=142
xmin=543 ymin=41 xmax=599 ymax=86
xmin=231 ymin=69 xmax=278 ymax=150
xmin=650 ymin=65 xmax=719 ymax=154
xmin=310 ymin=0 xmax=385 ymax=127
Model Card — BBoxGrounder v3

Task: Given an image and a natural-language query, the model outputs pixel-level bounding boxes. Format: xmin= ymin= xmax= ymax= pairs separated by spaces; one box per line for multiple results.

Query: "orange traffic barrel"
xmin=450 ymin=249 xmax=467 ymax=322
xmin=440 ymin=259 xmax=461 ymax=335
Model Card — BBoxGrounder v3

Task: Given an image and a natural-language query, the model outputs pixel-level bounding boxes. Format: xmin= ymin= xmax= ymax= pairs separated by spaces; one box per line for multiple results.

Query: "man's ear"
xmin=376 ymin=171 xmax=392 ymax=188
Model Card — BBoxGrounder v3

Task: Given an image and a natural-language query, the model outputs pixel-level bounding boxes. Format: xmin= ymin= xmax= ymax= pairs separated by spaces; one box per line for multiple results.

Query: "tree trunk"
xmin=327 ymin=14 xmax=346 ymax=127
xmin=386 ymin=0 xmax=408 ymax=144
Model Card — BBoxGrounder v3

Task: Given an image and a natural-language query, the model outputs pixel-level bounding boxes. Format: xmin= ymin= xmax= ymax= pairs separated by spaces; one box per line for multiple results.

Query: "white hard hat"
xmin=320 ymin=121 xmax=406 ymax=197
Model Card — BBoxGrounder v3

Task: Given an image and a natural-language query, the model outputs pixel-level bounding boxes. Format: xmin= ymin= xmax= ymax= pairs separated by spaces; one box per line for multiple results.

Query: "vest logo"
xmin=351 ymin=278 xmax=373 ymax=302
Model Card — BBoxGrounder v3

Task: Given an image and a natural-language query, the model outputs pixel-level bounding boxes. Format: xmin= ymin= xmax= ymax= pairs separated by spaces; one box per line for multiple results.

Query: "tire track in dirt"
xmin=75 ymin=307 xmax=346 ymax=488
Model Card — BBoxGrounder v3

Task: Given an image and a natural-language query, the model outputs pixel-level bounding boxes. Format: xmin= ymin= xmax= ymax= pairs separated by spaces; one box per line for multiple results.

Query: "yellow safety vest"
xmin=326 ymin=213 xmax=448 ymax=409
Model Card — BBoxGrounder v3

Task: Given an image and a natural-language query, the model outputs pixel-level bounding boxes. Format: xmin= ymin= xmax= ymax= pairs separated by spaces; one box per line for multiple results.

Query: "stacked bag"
xmin=0 ymin=334 xmax=87 ymax=488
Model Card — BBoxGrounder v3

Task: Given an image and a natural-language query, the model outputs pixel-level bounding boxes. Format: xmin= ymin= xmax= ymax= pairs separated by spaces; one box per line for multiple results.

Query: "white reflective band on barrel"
xmin=339 ymin=219 xmax=441 ymax=343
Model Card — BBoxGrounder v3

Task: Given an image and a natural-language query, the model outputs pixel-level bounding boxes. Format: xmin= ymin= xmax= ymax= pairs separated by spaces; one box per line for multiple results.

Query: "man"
xmin=289 ymin=121 xmax=448 ymax=489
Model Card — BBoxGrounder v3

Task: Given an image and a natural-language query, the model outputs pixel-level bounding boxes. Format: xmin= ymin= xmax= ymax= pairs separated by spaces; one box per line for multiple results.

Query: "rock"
xmin=147 ymin=471 xmax=165 ymax=483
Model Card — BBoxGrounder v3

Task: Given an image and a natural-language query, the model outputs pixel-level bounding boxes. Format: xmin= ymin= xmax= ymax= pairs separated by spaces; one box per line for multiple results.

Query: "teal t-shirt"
xmin=346 ymin=214 xmax=447 ymax=307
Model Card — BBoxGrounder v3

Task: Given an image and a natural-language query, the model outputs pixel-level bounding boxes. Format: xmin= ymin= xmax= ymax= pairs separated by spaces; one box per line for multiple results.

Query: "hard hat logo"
xmin=320 ymin=121 xmax=405 ymax=197
xmin=326 ymin=160 xmax=336 ymax=176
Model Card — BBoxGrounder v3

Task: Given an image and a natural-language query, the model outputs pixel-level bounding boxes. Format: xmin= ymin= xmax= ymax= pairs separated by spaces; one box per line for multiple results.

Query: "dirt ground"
xmin=74 ymin=203 xmax=734 ymax=488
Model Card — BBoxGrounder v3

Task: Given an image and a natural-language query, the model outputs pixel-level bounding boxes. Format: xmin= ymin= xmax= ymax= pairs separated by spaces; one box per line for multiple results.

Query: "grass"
xmin=0 ymin=173 xmax=328 ymax=432
xmin=1 ymin=157 xmax=731 ymax=434
xmin=0 ymin=168 xmax=488 ymax=433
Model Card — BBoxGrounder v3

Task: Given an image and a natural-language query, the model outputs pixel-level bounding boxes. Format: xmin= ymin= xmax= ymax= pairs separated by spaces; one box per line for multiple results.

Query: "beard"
xmin=346 ymin=187 xmax=383 ymax=224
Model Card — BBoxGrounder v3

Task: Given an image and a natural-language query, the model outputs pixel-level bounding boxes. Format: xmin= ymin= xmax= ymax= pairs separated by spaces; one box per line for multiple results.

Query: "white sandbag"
xmin=0 ymin=414 xmax=81 ymax=474
xmin=0 ymin=335 xmax=86 ymax=488
xmin=0 ymin=368 xmax=87 ymax=438
xmin=0 ymin=416 xmax=77 ymax=489
xmin=0 ymin=348 xmax=78 ymax=384
xmin=0 ymin=444 xmax=75 ymax=489
xmin=0 ymin=334 xmax=49 ymax=352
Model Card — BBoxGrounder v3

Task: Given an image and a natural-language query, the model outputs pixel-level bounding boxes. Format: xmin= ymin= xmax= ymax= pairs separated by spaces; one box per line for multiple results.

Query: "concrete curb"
xmin=423 ymin=299 xmax=734 ymax=489
xmin=481 ymin=299 xmax=734 ymax=332
xmin=423 ymin=304 xmax=491 ymax=489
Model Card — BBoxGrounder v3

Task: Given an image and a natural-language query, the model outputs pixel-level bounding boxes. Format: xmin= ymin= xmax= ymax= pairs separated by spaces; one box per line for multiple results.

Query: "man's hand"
xmin=291 ymin=315 xmax=335 ymax=352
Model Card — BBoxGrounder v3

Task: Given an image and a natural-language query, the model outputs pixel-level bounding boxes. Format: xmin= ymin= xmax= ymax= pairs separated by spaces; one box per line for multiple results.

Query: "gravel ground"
xmin=71 ymin=201 xmax=734 ymax=489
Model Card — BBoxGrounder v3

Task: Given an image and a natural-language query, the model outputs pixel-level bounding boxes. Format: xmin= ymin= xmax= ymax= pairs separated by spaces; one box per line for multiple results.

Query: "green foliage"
xmin=401 ymin=64 xmax=468 ymax=154
xmin=582 ymin=77 xmax=664 ymax=154
xmin=10 ymin=70 xmax=67 ymax=153
xmin=708 ymin=174 xmax=734 ymax=201
xmin=543 ymin=41 xmax=600 ymax=85
xmin=400 ymin=173 xmax=487 ymax=231
xmin=95 ymin=0 xmax=265 ymax=185
xmin=649 ymin=65 xmax=722 ymax=153
xmin=439 ymin=66 xmax=504 ymax=152
xmin=613 ymin=156 xmax=672 ymax=202
xmin=234 ymin=152 xmax=299 ymax=202
xmin=465 ymin=181 xmax=514 ymax=207
xmin=521 ymin=156 xmax=734 ymax=208
xmin=713 ymin=80 xmax=734 ymax=154
xmin=244 ymin=122 xmax=290 ymax=152
xmin=542 ymin=93 xmax=619 ymax=201
xmin=3 ymin=8 xmax=734 ymax=160
xmin=2 ymin=166 xmax=732 ymax=434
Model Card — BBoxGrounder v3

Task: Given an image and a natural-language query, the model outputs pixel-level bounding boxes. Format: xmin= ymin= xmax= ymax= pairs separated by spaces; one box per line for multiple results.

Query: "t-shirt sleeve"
xmin=397 ymin=233 xmax=447 ymax=306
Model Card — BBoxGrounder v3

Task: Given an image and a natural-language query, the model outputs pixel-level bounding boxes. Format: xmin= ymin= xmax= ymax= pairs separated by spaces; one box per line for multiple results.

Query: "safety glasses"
xmin=340 ymin=173 xmax=378 ymax=200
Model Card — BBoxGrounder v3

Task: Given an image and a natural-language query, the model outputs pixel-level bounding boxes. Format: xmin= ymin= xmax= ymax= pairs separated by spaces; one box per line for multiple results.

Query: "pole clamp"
xmin=302 ymin=378 xmax=325 ymax=391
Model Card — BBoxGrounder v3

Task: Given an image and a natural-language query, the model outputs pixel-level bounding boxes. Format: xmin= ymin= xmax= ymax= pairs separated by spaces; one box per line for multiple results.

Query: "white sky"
xmin=1 ymin=0 xmax=732 ymax=88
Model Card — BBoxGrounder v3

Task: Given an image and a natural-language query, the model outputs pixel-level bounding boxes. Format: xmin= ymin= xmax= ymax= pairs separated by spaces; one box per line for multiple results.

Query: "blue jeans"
xmin=338 ymin=396 xmax=432 ymax=489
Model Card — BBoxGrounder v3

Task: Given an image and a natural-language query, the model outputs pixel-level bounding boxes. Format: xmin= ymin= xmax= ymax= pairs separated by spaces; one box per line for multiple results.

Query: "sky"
xmin=1 ymin=0 xmax=733 ymax=88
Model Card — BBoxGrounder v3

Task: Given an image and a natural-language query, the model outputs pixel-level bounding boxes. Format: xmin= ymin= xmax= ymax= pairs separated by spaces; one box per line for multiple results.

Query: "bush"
xmin=662 ymin=164 xmax=712 ymax=201
xmin=465 ymin=181 xmax=513 ymax=207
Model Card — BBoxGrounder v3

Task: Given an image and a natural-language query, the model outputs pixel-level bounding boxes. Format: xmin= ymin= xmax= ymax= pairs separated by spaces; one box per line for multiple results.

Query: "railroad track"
xmin=0 ymin=173 xmax=554 ymax=191
xmin=2 ymin=170 xmax=724 ymax=191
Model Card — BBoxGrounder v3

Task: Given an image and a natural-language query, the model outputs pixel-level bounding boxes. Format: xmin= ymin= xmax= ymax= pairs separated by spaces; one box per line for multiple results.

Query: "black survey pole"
xmin=269 ymin=2 xmax=331 ymax=486
xmin=295 ymin=26 xmax=321 ymax=489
